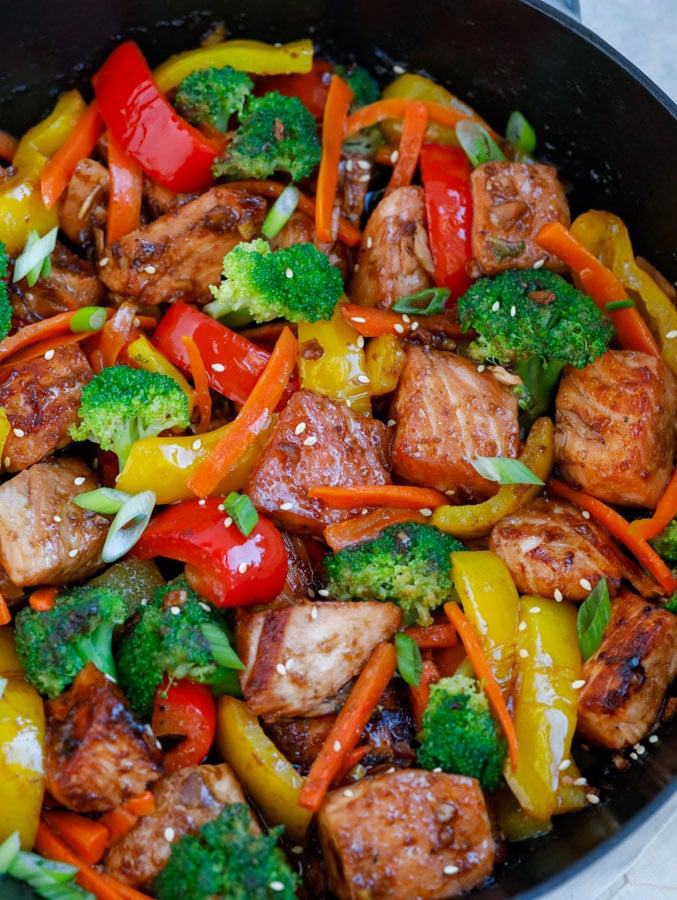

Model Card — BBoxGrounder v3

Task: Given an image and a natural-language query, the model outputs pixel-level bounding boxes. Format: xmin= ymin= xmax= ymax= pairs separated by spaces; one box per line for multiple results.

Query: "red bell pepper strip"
xmin=92 ymin=41 xmax=225 ymax=193
xmin=151 ymin=679 xmax=216 ymax=772
xmin=256 ymin=60 xmax=334 ymax=120
xmin=419 ymin=143 xmax=473 ymax=299
xmin=152 ymin=301 xmax=297 ymax=408
xmin=106 ymin=130 xmax=143 ymax=245
xmin=130 ymin=497 xmax=288 ymax=608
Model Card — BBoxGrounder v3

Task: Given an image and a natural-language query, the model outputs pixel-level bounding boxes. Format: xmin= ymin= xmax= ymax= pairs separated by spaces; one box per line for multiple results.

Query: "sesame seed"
xmin=164 ymin=826 xmax=175 ymax=841
xmin=649 ymin=735 xmax=659 ymax=744
xmin=357 ymin=335 xmax=365 ymax=348
xmin=357 ymin=374 xmax=370 ymax=384
xmin=574 ymin=777 xmax=588 ymax=786
xmin=394 ymin=323 xmax=405 ymax=334
xmin=74 ymin=476 xmax=86 ymax=486
xmin=581 ymin=510 xmax=591 ymax=519
xmin=191 ymin=439 xmax=202 ymax=451
xmin=366 ymin=236 xmax=373 ymax=249
xmin=666 ymin=330 xmax=677 ymax=339
xmin=238 ymin=562 xmax=248 ymax=574
xmin=477 ymin=364 xmax=486 ymax=372
xmin=433 ymin=767 xmax=443 ymax=773
xmin=353 ymin=264 xmax=360 ymax=272
xmin=307 ymin=588 xmax=316 ymax=598
xmin=579 ymin=578 xmax=593 ymax=592
xmin=586 ymin=793 xmax=600 ymax=805
xmin=170 ymin=606 xmax=181 ymax=615
xmin=294 ymin=422 xmax=307 ymax=435
xmin=99 ymin=257 xmax=109 ymax=267
xmin=358 ymin=173 xmax=371 ymax=183
xmin=276 ymin=663 xmax=287 ymax=676
xmin=411 ymin=320 xmax=420 ymax=331
xmin=419 ymin=508 xmax=433 ymax=517
xmin=68 ymin=549 xmax=78 ymax=558
xmin=444 ymin=865 xmax=459 ymax=875
xmin=558 ymin=758 xmax=571 ymax=771
xmin=634 ymin=743 xmax=646 ymax=755
xmin=533 ymin=258 xmax=545 ymax=269
xmin=318 ymin=588 xmax=329 ymax=597
xmin=280 ymin=502 xmax=293 ymax=511
xmin=387 ymin=419 xmax=397 ymax=427
xmin=198 ymin=498 xmax=206 ymax=506
xmin=199 ymin=602 xmax=211 ymax=611
xmin=333 ymin=740 xmax=342 ymax=752
xmin=393 ymin=64 xmax=405 ymax=74
xmin=285 ymin=658 xmax=295 ymax=670
xmin=291 ymin=845 xmax=304 ymax=855
xmin=211 ymin=362 xmax=225 ymax=372
xmin=44 ymin=348 xmax=55 ymax=360
xmin=4 ymin=456 xmax=11 ymax=467
xmin=311 ymin=606 xmax=318 ymax=619
xmin=361 ymin=507 xmax=369 ymax=515
xmin=285 ymin=267 xmax=294 ymax=279
xmin=357 ymin=159 xmax=371 ymax=170
xmin=53 ymin=515 xmax=62 ymax=523
xmin=224 ymin=517 xmax=233 ymax=527
xmin=144 ymin=265 xmax=156 ymax=274
xmin=345 ymin=159 xmax=354 ymax=172
xmin=343 ymin=788 xmax=354 ymax=797
xmin=518 ymin=620 xmax=527 ymax=631
xmin=218 ymin=502 xmax=226 ymax=511
xmin=491 ymin=301 xmax=500 ymax=312
xmin=390 ymin=149 xmax=399 ymax=164
xmin=12 ymin=428 xmax=25 ymax=437
xmin=630 ymin=752 xmax=638 ymax=760
xmin=270 ymin=882 xmax=285 ymax=893
xmin=519 ymin=648 xmax=529 ymax=659
xmin=554 ymin=588 xmax=564 ymax=602
xmin=510 ymin=305 xmax=517 ymax=317
xmin=528 ymin=606 xmax=541 ymax=614
xmin=571 ymin=679 xmax=586 ymax=690
xmin=401 ymin=314 xmax=411 ymax=323
xmin=303 ymin=435 xmax=318 ymax=446
xmin=350 ymin=316 xmax=367 ymax=324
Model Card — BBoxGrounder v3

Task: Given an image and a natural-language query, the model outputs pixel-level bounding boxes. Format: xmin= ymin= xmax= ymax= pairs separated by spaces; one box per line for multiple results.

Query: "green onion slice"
xmin=200 ymin=621 xmax=245 ymax=671
xmin=455 ymin=120 xmax=505 ymax=168
xmin=506 ymin=111 xmax=537 ymax=154
xmin=73 ymin=487 xmax=130 ymax=515
xmin=223 ymin=491 xmax=259 ymax=537
xmin=261 ymin=185 xmax=300 ymax=239
xmin=392 ymin=287 xmax=450 ymax=316
xmin=102 ymin=490 xmax=156 ymax=563
xmin=12 ymin=226 xmax=58 ymax=287
xmin=470 ymin=456 xmax=544 ymax=485
xmin=605 ymin=299 xmax=634 ymax=311
xmin=69 ymin=306 xmax=109 ymax=333
xmin=395 ymin=632 xmax=422 ymax=687
xmin=577 ymin=578 xmax=611 ymax=660
xmin=0 ymin=831 xmax=21 ymax=875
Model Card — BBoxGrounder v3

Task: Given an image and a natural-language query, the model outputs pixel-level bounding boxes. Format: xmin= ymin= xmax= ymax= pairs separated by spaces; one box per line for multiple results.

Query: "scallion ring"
xmin=470 ymin=456 xmax=544 ymax=485
xmin=577 ymin=578 xmax=611 ymax=660
xmin=395 ymin=632 xmax=423 ymax=687
xmin=102 ymin=490 xmax=156 ymax=563
xmin=223 ymin=491 xmax=259 ymax=537
xmin=69 ymin=306 xmax=110 ymax=333
xmin=455 ymin=120 xmax=505 ymax=168
xmin=261 ymin=185 xmax=300 ymax=239
xmin=12 ymin=226 xmax=58 ymax=287
xmin=73 ymin=487 xmax=130 ymax=515
xmin=392 ymin=287 xmax=450 ymax=316
xmin=506 ymin=111 xmax=537 ymax=155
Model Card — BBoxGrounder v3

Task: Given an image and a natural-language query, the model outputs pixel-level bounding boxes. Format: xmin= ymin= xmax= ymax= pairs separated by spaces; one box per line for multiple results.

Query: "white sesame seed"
xmin=558 ymin=758 xmax=571 ymax=771
xmin=394 ymin=323 xmax=405 ymax=334
xmin=630 ymin=752 xmax=638 ymax=760
xmin=333 ymin=740 xmax=342 ymax=752
xmin=198 ymin=498 xmax=206 ymax=506
xmin=477 ymin=364 xmax=486 ymax=372
xmin=276 ymin=663 xmax=287 ymax=676
xmin=318 ymin=588 xmax=329 ymax=597
xmin=554 ymin=588 xmax=564 ymax=602
xmin=144 ymin=265 xmax=156 ymax=274
xmin=366 ymin=236 xmax=373 ymax=249
xmin=510 ymin=305 xmax=517 ymax=317
xmin=574 ymin=777 xmax=588 ymax=786
xmin=518 ymin=620 xmax=527 ymax=632
xmin=211 ymin=362 xmax=225 ymax=372
xmin=270 ymin=882 xmax=285 ymax=893
xmin=191 ymin=438 xmax=202 ymax=451
xmin=44 ymin=348 xmax=55 ymax=360
xmin=311 ymin=606 xmax=318 ymax=619
xmin=238 ymin=562 xmax=248 ymax=574
xmin=294 ymin=422 xmax=307 ymax=435
xmin=353 ymin=264 xmax=360 ymax=273
xmin=4 ymin=456 xmax=11 ymax=468
xmin=387 ymin=419 xmax=397 ymax=427
xmin=350 ymin=316 xmax=367 ymax=324
xmin=361 ymin=507 xmax=369 ymax=515
xmin=199 ymin=602 xmax=211 ymax=612
xmin=224 ymin=516 xmax=233 ymax=527
xmin=533 ymin=258 xmax=545 ymax=269
xmin=98 ymin=257 xmax=109 ymax=267
xmin=587 ymin=793 xmax=600 ymax=805
xmin=519 ymin=648 xmax=529 ymax=659
xmin=357 ymin=159 xmax=371 ymax=170
xmin=393 ymin=64 xmax=405 ymax=74
xmin=634 ymin=743 xmax=646 ymax=755
xmin=666 ymin=330 xmax=677 ymax=339
xmin=12 ymin=428 xmax=25 ymax=437
xmin=410 ymin=320 xmax=420 ymax=332
xmin=358 ymin=173 xmax=370 ymax=183
xmin=343 ymin=789 xmax=354 ymax=797
xmin=529 ymin=606 xmax=541 ymax=614
xmin=581 ymin=510 xmax=591 ymax=519
xmin=170 ymin=606 xmax=181 ymax=615
xmin=390 ymin=149 xmax=399 ymax=164
xmin=357 ymin=374 xmax=370 ymax=384
xmin=68 ymin=549 xmax=78 ymax=558
xmin=285 ymin=658 xmax=295 ymax=671
xmin=419 ymin=508 xmax=433 ymax=517
xmin=401 ymin=314 xmax=411 ymax=324
xmin=280 ymin=502 xmax=293 ymax=511
xmin=357 ymin=335 xmax=365 ymax=348
xmin=285 ymin=267 xmax=294 ymax=279
xmin=571 ymin=679 xmax=586 ymax=690
xmin=73 ymin=476 xmax=86 ymax=486
xmin=303 ymin=435 xmax=318 ymax=446
xmin=345 ymin=159 xmax=354 ymax=172
xmin=218 ymin=502 xmax=226 ymax=511
xmin=53 ymin=515 xmax=62 ymax=523
xmin=433 ymin=767 xmax=443 ymax=773
xmin=291 ymin=845 xmax=304 ymax=855
xmin=648 ymin=735 xmax=659 ymax=744
xmin=580 ymin=578 xmax=593 ymax=592
xmin=444 ymin=865 xmax=459 ymax=875
xmin=164 ymin=827 xmax=175 ymax=841
xmin=491 ymin=301 xmax=500 ymax=312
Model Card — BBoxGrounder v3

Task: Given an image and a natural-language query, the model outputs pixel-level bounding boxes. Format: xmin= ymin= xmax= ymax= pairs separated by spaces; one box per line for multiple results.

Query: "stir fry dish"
xmin=1 ymin=30 xmax=677 ymax=900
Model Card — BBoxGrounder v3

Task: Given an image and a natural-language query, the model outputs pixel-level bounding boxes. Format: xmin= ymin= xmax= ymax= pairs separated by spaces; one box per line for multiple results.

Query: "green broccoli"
xmin=152 ymin=803 xmax=298 ymax=900
xmin=323 ymin=521 xmax=465 ymax=626
xmin=174 ymin=65 xmax=254 ymax=132
xmin=69 ymin=364 xmax=190 ymax=469
xmin=206 ymin=238 xmax=344 ymax=324
xmin=212 ymin=91 xmax=321 ymax=182
xmin=334 ymin=64 xmax=380 ymax=109
xmin=0 ymin=240 xmax=11 ymax=340
xmin=13 ymin=585 xmax=130 ymax=698
xmin=649 ymin=516 xmax=677 ymax=566
xmin=417 ymin=673 xmax=507 ymax=791
xmin=116 ymin=576 xmax=243 ymax=721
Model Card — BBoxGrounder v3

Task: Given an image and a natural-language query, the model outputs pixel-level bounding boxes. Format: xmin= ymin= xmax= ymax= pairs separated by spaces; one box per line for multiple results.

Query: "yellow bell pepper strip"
xmin=216 ymin=696 xmax=312 ymax=841
xmin=125 ymin=333 xmax=195 ymax=414
xmin=1 ymin=628 xmax=46 ymax=849
xmin=298 ymin=304 xmax=371 ymax=417
xmin=503 ymin=596 xmax=581 ymax=821
xmin=0 ymin=90 xmax=86 ymax=253
xmin=570 ymin=210 xmax=677 ymax=376
xmin=431 ymin=416 xmax=554 ymax=540
xmin=0 ymin=406 xmax=10 ymax=467
xmin=450 ymin=551 xmax=520 ymax=701
xmin=364 ymin=333 xmax=406 ymax=396
xmin=153 ymin=38 xmax=314 ymax=94
xmin=116 ymin=418 xmax=274 ymax=505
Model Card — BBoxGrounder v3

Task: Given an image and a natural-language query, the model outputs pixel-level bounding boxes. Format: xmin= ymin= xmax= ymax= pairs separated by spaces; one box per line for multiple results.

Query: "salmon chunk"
xmin=470 ymin=161 xmax=570 ymax=276
xmin=577 ymin=590 xmax=677 ymax=749
xmin=0 ymin=343 xmax=93 ymax=472
xmin=246 ymin=389 xmax=391 ymax=535
xmin=555 ymin=350 xmax=677 ymax=508
xmin=236 ymin=600 xmax=402 ymax=720
xmin=317 ymin=769 xmax=495 ymax=900
xmin=390 ymin=345 xmax=521 ymax=500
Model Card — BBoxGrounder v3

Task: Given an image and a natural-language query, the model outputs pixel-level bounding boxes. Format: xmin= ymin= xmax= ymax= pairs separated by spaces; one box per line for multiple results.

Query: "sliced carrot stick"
xmin=42 ymin=810 xmax=109 ymax=865
xmin=0 ymin=592 xmax=11 ymax=626
xmin=35 ymin=819 xmax=150 ymax=900
xmin=408 ymin=654 xmax=440 ymax=731
xmin=29 ymin=586 xmax=58 ymax=612
xmin=403 ymin=622 xmax=459 ymax=649
xmin=0 ymin=128 xmax=18 ymax=163
xmin=548 ymin=478 xmax=676 ymax=595
xmin=106 ymin=131 xmax=143 ymax=245
xmin=298 ymin=641 xmax=397 ymax=811
xmin=331 ymin=744 xmax=370 ymax=787
xmin=628 ymin=466 xmax=677 ymax=539
xmin=324 ymin=507 xmax=427 ymax=552
xmin=0 ymin=331 xmax=97 ymax=371
xmin=338 ymin=302 xmax=465 ymax=339
xmin=97 ymin=304 xmax=139 ymax=369
xmin=535 ymin=221 xmax=660 ymax=357
xmin=99 ymin=790 xmax=156 ymax=846
xmin=385 ymin=101 xmax=427 ymax=196
xmin=444 ymin=601 xmax=519 ymax=771
xmin=181 ymin=334 xmax=212 ymax=433
xmin=309 ymin=483 xmax=448 ymax=510
xmin=188 ymin=326 xmax=297 ymax=497
xmin=345 ymin=97 xmax=501 ymax=142
xmin=0 ymin=308 xmax=113 ymax=364
xmin=316 ymin=74 xmax=353 ymax=242
xmin=41 ymin=102 xmax=105 ymax=208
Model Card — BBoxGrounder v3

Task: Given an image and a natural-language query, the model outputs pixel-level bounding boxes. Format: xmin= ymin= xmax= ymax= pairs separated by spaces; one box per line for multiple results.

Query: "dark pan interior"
xmin=0 ymin=0 xmax=675 ymax=896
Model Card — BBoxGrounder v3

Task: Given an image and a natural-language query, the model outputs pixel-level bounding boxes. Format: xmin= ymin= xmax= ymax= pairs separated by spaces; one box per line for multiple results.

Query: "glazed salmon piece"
xmin=390 ymin=345 xmax=521 ymax=501
xmin=555 ymin=350 xmax=677 ymax=508
xmin=317 ymin=769 xmax=495 ymax=900
xmin=577 ymin=589 xmax=677 ymax=749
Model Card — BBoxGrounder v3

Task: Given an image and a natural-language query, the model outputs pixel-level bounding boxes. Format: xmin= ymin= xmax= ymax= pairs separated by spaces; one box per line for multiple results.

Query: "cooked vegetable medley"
xmin=0 ymin=28 xmax=676 ymax=900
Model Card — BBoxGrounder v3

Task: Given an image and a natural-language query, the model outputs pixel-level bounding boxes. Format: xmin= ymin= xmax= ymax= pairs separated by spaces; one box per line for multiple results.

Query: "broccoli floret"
xmin=116 ymin=576 xmax=243 ymax=721
xmin=207 ymin=238 xmax=344 ymax=324
xmin=334 ymin=64 xmax=380 ymax=109
xmin=69 ymin=365 xmax=190 ymax=469
xmin=0 ymin=240 xmax=11 ymax=340
xmin=153 ymin=803 xmax=298 ymax=900
xmin=14 ymin=585 xmax=130 ymax=698
xmin=174 ymin=66 xmax=254 ymax=132
xmin=212 ymin=91 xmax=321 ymax=183
xmin=324 ymin=522 xmax=464 ymax=626
xmin=649 ymin=516 xmax=677 ymax=567
xmin=417 ymin=673 xmax=507 ymax=791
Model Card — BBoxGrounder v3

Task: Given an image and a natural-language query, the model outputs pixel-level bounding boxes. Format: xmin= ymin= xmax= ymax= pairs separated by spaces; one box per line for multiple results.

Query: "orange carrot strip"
xmin=309 ymin=483 xmax=448 ymax=510
xmin=385 ymin=101 xmax=427 ymax=195
xmin=97 ymin=304 xmax=138 ymax=369
xmin=0 ymin=308 xmax=113 ymax=364
xmin=225 ymin=179 xmax=362 ymax=247
xmin=535 ymin=221 xmax=660 ymax=357
xmin=42 ymin=810 xmax=109 ymax=866
xmin=324 ymin=507 xmax=427 ymax=552
xmin=188 ymin=326 xmax=297 ymax=497
xmin=548 ymin=478 xmax=677 ymax=595
xmin=0 ymin=128 xmax=18 ymax=163
xmin=181 ymin=334 xmax=212 ymax=433
xmin=0 ymin=593 xmax=11 ymax=626
xmin=408 ymin=654 xmax=440 ymax=732
xmin=345 ymin=97 xmax=501 ymax=142
xmin=29 ymin=586 xmax=58 ymax=612
xmin=99 ymin=791 xmax=155 ymax=847
xmin=106 ymin=131 xmax=143 ymax=245
xmin=298 ymin=641 xmax=397 ymax=811
xmin=40 ymin=102 xmax=105 ymax=208
xmin=331 ymin=745 xmax=371 ymax=787
xmin=35 ymin=819 xmax=150 ymax=900
xmin=403 ymin=622 xmax=459 ymax=649
xmin=316 ymin=74 xmax=354 ymax=242
xmin=339 ymin=301 xmax=412 ymax=337
xmin=629 ymin=467 xmax=677 ymax=539
xmin=444 ymin=601 xmax=519 ymax=771
xmin=0 ymin=331 xmax=98 ymax=371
